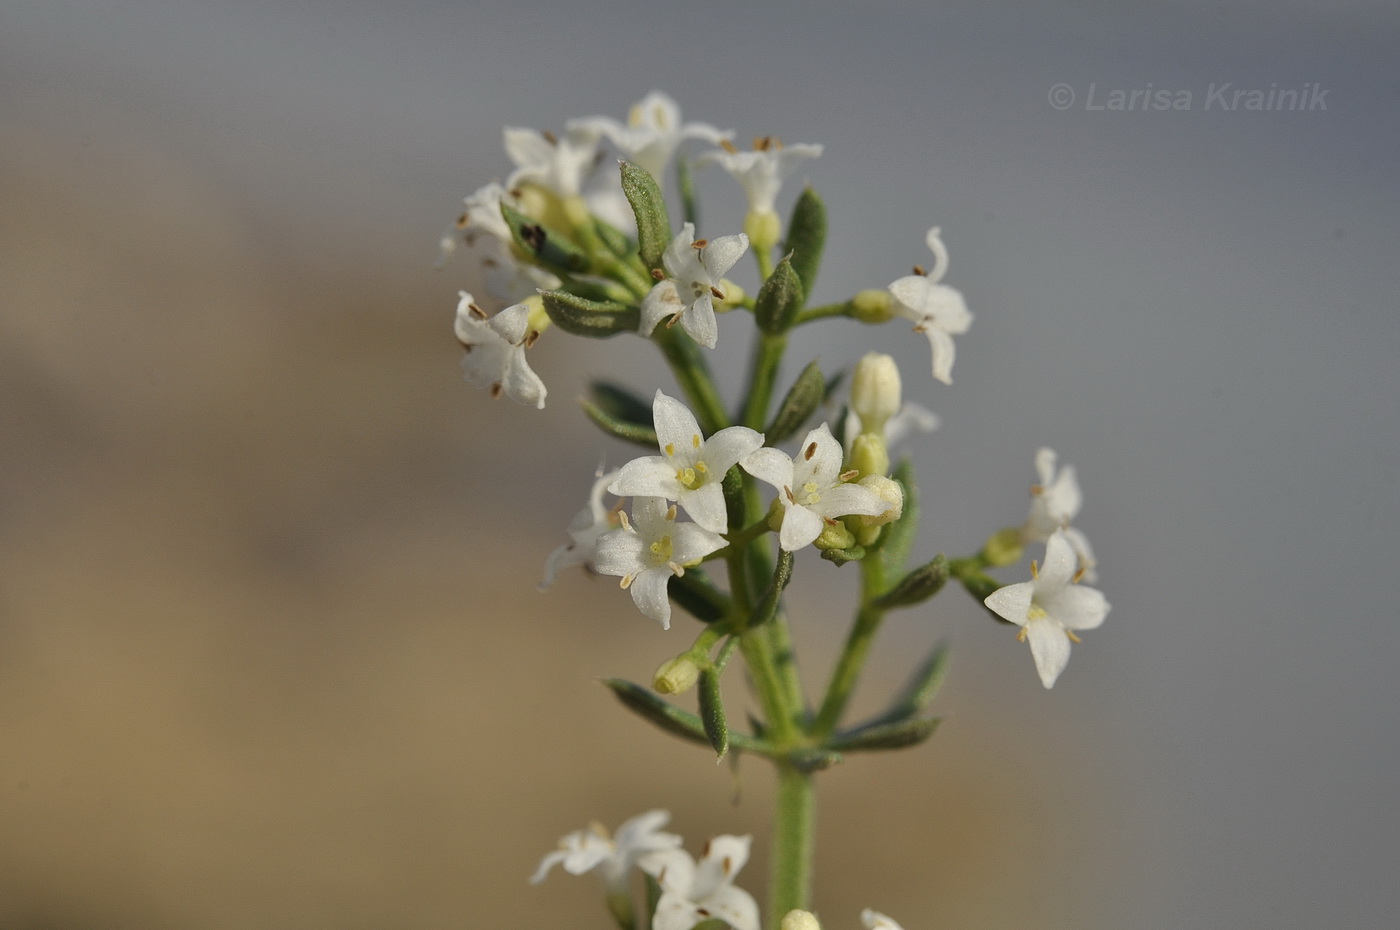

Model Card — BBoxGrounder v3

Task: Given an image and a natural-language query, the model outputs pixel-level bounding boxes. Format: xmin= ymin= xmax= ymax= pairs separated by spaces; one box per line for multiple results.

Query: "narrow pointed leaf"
xmin=789 ymin=747 xmax=843 ymax=773
xmin=620 ymin=161 xmax=671 ymax=272
xmin=698 ymin=669 xmax=729 ymax=759
xmin=580 ymin=382 xmax=657 ymax=447
xmin=878 ymin=458 xmax=919 ymax=575
xmin=752 ymin=254 xmax=804 ymax=335
xmin=540 ymin=290 xmax=639 ymax=338
xmin=829 ymin=716 xmax=941 ymax=752
xmin=604 ymin=679 xmax=709 ymax=746
xmin=784 ymin=186 xmax=827 ymax=298
xmin=857 ymin=640 xmax=952 ymax=730
xmin=766 ymin=361 xmax=825 ymax=444
xmin=676 ymin=156 xmax=699 ymax=228
xmin=500 ymin=202 xmax=589 ymax=273
xmin=748 ymin=549 xmax=794 ymax=629
xmin=874 ymin=554 xmax=949 ymax=610
xmin=594 ymin=216 xmax=638 ymax=261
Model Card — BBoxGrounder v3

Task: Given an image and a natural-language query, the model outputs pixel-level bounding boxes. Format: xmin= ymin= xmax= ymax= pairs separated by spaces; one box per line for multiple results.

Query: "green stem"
xmin=655 ymin=328 xmax=730 ymax=433
xmin=812 ymin=556 xmax=888 ymax=738
xmin=793 ymin=300 xmax=853 ymax=325
xmin=767 ymin=762 xmax=815 ymax=928
xmin=754 ymin=247 xmax=775 ymax=281
xmin=740 ymin=333 xmax=788 ymax=431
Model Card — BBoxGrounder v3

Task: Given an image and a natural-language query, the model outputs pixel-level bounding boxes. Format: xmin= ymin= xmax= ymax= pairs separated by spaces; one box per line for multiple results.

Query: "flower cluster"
xmin=442 ymin=92 xmax=1113 ymax=930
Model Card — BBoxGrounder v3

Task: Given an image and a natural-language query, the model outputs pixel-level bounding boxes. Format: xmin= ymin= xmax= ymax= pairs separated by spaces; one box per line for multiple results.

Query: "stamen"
xmin=468 ymin=302 xmax=488 ymax=320
xmin=1067 ymin=630 xmax=1082 ymax=643
xmin=692 ymin=238 xmax=708 ymax=249
xmin=651 ymin=268 xmax=666 ymax=280
xmin=710 ymin=286 xmax=725 ymax=300
xmin=1017 ymin=628 xmax=1028 ymax=642
xmin=804 ymin=442 xmax=817 ymax=460
xmin=668 ymin=561 xmax=685 ymax=577
xmin=1072 ymin=567 xmax=1086 ymax=584
xmin=784 ymin=487 xmax=797 ymax=504
xmin=455 ymin=213 xmax=469 ymax=229
xmin=912 ymin=264 xmax=926 ymax=277
xmin=524 ymin=330 xmax=541 ymax=348
xmin=619 ymin=574 xmax=634 ymax=590
xmin=839 ymin=469 xmax=859 ymax=482
xmin=1030 ymin=559 xmax=1039 ymax=579
xmin=542 ymin=130 xmax=558 ymax=145
xmin=666 ymin=505 xmax=677 ymax=521
xmin=722 ymin=855 xmax=733 ymax=876
xmin=665 ymin=313 xmax=681 ymax=329
xmin=720 ymin=138 xmax=738 ymax=154
xmin=692 ymin=434 xmax=702 ymax=449
xmin=618 ymin=511 xmax=633 ymax=532
xmin=1030 ymin=484 xmax=1044 ymax=496
xmin=490 ymin=382 xmax=503 ymax=399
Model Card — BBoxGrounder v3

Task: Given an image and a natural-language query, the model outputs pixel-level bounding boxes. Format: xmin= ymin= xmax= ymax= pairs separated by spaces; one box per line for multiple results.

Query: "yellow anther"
xmin=650 ymin=536 xmax=674 ymax=563
xmin=692 ymin=433 xmax=702 ymax=449
xmin=620 ymin=574 xmax=634 ymax=590
xmin=1027 ymin=604 xmax=1048 ymax=621
xmin=1030 ymin=559 xmax=1039 ymax=579
xmin=1067 ymin=630 xmax=1082 ymax=643
xmin=695 ymin=462 xmax=708 ymax=473
xmin=665 ymin=443 xmax=676 ymax=456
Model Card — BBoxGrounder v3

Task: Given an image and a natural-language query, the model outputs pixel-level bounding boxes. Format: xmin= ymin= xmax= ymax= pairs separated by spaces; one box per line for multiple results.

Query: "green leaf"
xmin=752 ymin=255 xmax=805 ymax=335
xmin=594 ymin=215 xmax=638 ymax=261
xmin=669 ymin=569 xmax=731 ymax=624
xmin=698 ymin=669 xmax=729 ymax=759
xmin=499 ymin=202 xmax=589 ymax=274
xmin=784 ymin=186 xmax=827 ymax=298
xmin=959 ymin=569 xmax=1016 ymax=624
xmin=789 ymin=747 xmax=843 ymax=773
xmin=829 ymin=716 xmax=941 ymax=753
xmin=620 ymin=161 xmax=672 ymax=271
xmin=676 ymin=156 xmax=699 ymax=228
xmin=603 ymin=679 xmax=709 ymax=747
xmin=766 ymin=361 xmax=825 ymax=444
xmin=820 ymin=544 xmax=865 ymax=567
xmin=879 ymin=458 xmax=920 ymax=575
xmin=874 ymin=554 xmax=949 ymax=610
xmin=858 ymin=640 xmax=951 ymax=731
xmin=748 ymin=549 xmax=794 ymax=628
xmin=540 ymin=290 xmax=639 ymax=338
xmin=581 ymin=382 xmax=657 ymax=447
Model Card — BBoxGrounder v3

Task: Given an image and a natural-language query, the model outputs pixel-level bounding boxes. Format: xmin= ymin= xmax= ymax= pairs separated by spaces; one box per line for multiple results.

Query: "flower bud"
xmin=652 ymin=656 xmax=701 ymax=695
xmin=781 ymin=910 xmax=822 ymax=930
xmin=851 ymin=352 xmax=902 ymax=432
xmin=744 ymin=209 xmax=782 ymax=257
xmin=981 ymin=526 xmax=1025 ymax=567
xmin=847 ymin=433 xmax=890 ymax=481
xmin=851 ymin=288 xmax=894 ymax=323
xmin=714 ymin=279 xmax=746 ymax=311
xmin=814 ymin=520 xmax=856 ymax=552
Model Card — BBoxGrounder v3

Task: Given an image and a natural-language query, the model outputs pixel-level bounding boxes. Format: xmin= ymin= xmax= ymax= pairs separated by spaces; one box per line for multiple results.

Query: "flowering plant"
xmin=441 ymin=91 xmax=1110 ymax=930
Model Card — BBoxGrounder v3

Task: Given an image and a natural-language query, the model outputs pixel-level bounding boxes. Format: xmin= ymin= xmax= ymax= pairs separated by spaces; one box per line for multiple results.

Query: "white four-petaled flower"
xmin=585 ymin=90 xmax=731 ymax=183
xmin=1023 ymin=447 xmax=1097 ymax=582
xmin=504 ymin=124 xmax=604 ymax=199
xmin=530 ymin=809 xmax=682 ymax=891
xmin=641 ymin=222 xmax=749 ymax=349
xmin=593 ymin=497 xmax=727 ymax=629
xmin=541 ymin=468 xmax=622 ymax=589
xmin=453 ymin=293 xmax=547 ymax=409
xmin=696 ymin=141 xmax=824 ymax=217
xmin=887 ymin=227 xmax=973 ymax=385
xmin=742 ymin=424 xmax=895 ymax=551
xmin=983 ymin=529 xmax=1110 ymax=688
xmin=610 ymin=391 xmax=764 ymax=534
xmin=640 ymin=834 xmax=761 ymax=930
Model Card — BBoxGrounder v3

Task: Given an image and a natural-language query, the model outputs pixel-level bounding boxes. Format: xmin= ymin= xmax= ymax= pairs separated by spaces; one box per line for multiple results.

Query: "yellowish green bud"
xmin=767 ymin=497 xmax=787 ymax=532
xmin=560 ymin=195 xmax=592 ymax=233
xmin=856 ymin=474 xmax=904 ymax=527
xmin=982 ymin=526 xmax=1025 ymax=567
xmin=522 ymin=294 xmax=552 ymax=335
xmin=513 ymin=182 xmax=570 ymax=232
xmin=848 ymin=433 xmax=890 ymax=480
xmin=814 ymin=520 xmax=856 ymax=552
xmin=744 ymin=209 xmax=782 ymax=256
xmin=851 ymin=352 xmax=902 ymax=432
xmin=652 ymin=656 xmax=701 ymax=695
xmin=851 ymin=288 xmax=895 ymax=323
xmin=781 ymin=910 xmax=822 ymax=930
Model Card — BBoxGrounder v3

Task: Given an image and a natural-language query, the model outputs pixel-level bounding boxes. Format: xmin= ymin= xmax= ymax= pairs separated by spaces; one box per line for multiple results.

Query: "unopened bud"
xmin=652 ymin=656 xmax=701 ymax=695
xmin=522 ymin=294 xmax=552 ymax=335
xmin=847 ymin=433 xmax=890 ymax=480
xmin=781 ymin=910 xmax=822 ymax=930
xmin=744 ymin=209 xmax=782 ymax=256
xmin=851 ymin=352 xmax=902 ymax=432
xmin=714 ymin=279 xmax=746 ymax=311
xmin=851 ymin=288 xmax=894 ymax=323
xmin=814 ymin=520 xmax=856 ymax=552
xmin=981 ymin=526 xmax=1024 ymax=567
xmin=856 ymin=475 xmax=904 ymax=527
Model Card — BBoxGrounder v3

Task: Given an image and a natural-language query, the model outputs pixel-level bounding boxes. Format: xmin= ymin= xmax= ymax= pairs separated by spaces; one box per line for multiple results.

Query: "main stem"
xmin=768 ymin=762 xmax=815 ymax=929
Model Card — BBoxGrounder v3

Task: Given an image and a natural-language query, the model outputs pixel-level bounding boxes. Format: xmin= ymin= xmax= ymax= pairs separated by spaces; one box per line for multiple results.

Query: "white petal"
xmin=883 ymin=401 xmax=940 ymax=448
xmin=698 ymin=834 xmax=752 ymax=881
xmin=862 ymin=910 xmax=905 ymax=930
xmin=1043 ymin=464 xmax=1083 ymax=523
xmin=670 ymin=521 xmax=728 ymax=564
xmin=699 ymin=885 xmax=760 ymax=930
xmin=740 ymin=447 xmax=795 ymax=491
xmin=984 ymin=581 xmax=1034 ymax=626
xmin=793 ymin=423 xmax=844 ymax=488
xmin=631 ymin=495 xmax=674 ymax=537
xmin=487 ymin=302 xmax=531 ymax=344
xmin=614 ymin=809 xmax=676 ymax=849
xmin=680 ymin=483 xmax=730 ymax=535
xmin=641 ymin=281 xmax=683 ymax=336
xmin=502 ymin=347 xmax=547 ymax=409
xmin=540 ymin=541 xmax=585 ymax=589
xmin=923 ymin=325 xmax=957 ymax=385
xmin=652 ymin=392 xmax=704 ymax=459
xmin=1034 ymin=447 xmax=1058 ymax=489
xmin=700 ymin=233 xmax=750 ymax=280
xmin=651 ymin=893 xmax=701 ymax=930
xmin=664 ymin=223 xmax=699 ymax=277
xmin=681 ymin=297 xmax=719 ymax=349
xmin=640 ymin=847 xmax=695 ymax=887
xmin=816 ymin=483 xmax=891 ymax=519
xmin=779 ymin=505 xmax=825 ymax=551
xmin=702 ymin=427 xmax=766 ymax=474
xmin=502 ymin=127 xmax=553 ymax=171
xmin=1038 ymin=531 xmax=1078 ymax=589
xmin=1063 ymin=526 xmax=1098 ymax=583
xmin=593 ymin=530 xmax=647 ymax=577
xmin=1026 ymin=618 xmax=1073 ymax=688
xmin=1042 ymin=584 xmax=1110 ymax=631
xmin=530 ymin=849 xmax=569 ymax=884
xmin=611 ymin=456 xmax=681 ymax=501
xmin=629 ymin=567 xmax=674 ymax=629
xmin=887 ymin=274 xmax=932 ymax=314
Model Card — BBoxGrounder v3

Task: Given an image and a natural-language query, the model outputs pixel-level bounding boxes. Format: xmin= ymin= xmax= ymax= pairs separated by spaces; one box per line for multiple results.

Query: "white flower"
xmin=541 ymin=468 xmax=622 ymax=589
xmin=453 ymin=293 xmax=546 ymax=409
xmin=609 ymin=392 xmax=764 ymax=534
xmin=640 ymin=223 xmax=749 ymax=349
xmin=696 ymin=140 xmax=824 ymax=217
xmin=742 ymin=424 xmax=895 ymax=551
xmin=640 ymin=835 xmax=760 ymax=930
xmin=531 ymin=809 xmax=682 ymax=891
xmin=593 ymin=497 xmax=727 ymax=629
xmin=1023 ymin=447 xmax=1097 ymax=582
xmin=983 ymin=530 xmax=1110 ymax=689
xmin=887 ymin=227 xmax=972 ymax=385
xmin=504 ymin=124 xmax=604 ymax=198
xmin=585 ymin=91 xmax=731 ymax=182
xmin=861 ymin=910 xmax=906 ymax=930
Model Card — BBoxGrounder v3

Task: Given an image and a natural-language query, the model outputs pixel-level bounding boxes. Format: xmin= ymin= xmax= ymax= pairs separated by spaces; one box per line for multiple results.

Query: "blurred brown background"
xmin=5 ymin=1 xmax=1399 ymax=929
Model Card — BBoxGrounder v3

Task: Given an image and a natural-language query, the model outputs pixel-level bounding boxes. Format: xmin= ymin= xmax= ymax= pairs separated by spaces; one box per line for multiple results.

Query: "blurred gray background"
xmin=3 ymin=1 xmax=1397 ymax=928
